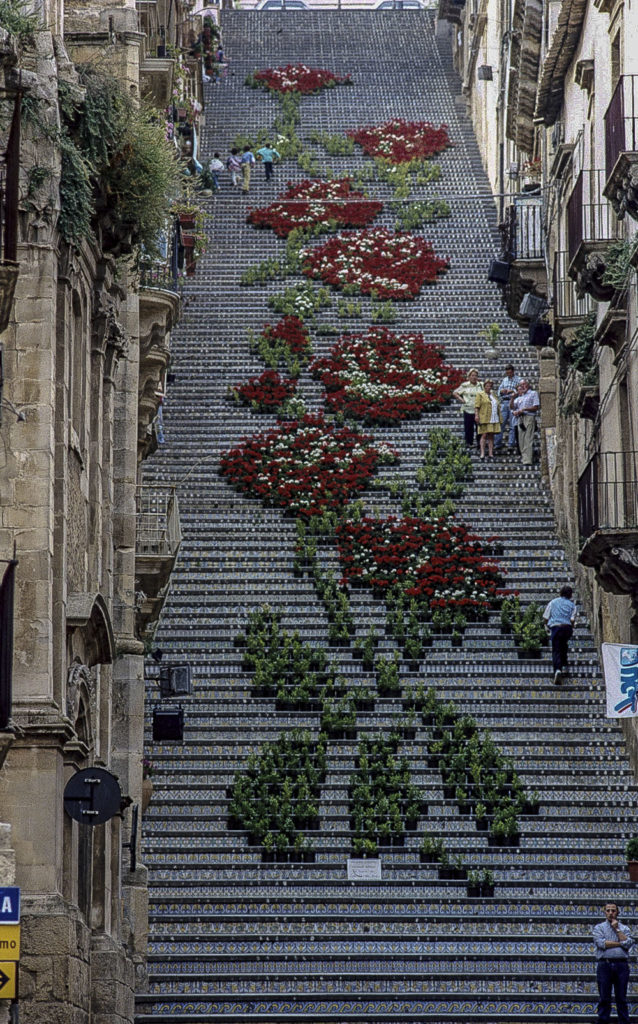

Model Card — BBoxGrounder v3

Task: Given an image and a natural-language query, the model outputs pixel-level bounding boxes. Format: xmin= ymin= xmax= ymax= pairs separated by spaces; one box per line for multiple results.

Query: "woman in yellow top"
xmin=474 ymin=379 xmax=501 ymax=459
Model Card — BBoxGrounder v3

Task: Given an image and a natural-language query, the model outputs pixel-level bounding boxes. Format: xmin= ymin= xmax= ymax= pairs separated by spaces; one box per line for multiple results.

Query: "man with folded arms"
xmin=593 ymin=902 xmax=632 ymax=1024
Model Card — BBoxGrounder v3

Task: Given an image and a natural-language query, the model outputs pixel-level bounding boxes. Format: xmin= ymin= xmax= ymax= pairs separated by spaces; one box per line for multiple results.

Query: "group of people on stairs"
xmin=208 ymin=143 xmax=281 ymax=193
xmin=453 ymin=364 xmax=539 ymax=463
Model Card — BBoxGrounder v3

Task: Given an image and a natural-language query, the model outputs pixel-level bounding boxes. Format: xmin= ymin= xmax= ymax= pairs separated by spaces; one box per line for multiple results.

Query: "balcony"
xmin=135 ymin=485 xmax=182 ymax=637
xmin=603 ymin=75 xmax=638 ymax=221
xmin=552 ymin=250 xmax=594 ymax=341
xmin=578 ymin=452 xmax=638 ymax=615
xmin=567 ymin=169 xmax=620 ymax=300
xmin=138 ymin=250 xmax=181 ymax=462
xmin=500 ymin=194 xmax=547 ymax=323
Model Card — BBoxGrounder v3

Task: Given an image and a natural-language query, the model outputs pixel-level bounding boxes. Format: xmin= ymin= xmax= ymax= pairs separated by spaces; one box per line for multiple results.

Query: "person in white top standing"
xmin=511 ymin=379 xmax=540 ymax=465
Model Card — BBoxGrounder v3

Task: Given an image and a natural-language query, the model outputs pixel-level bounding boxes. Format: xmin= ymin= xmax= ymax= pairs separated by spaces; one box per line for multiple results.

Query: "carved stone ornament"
xmin=580 ymin=534 xmax=638 ymax=620
xmin=93 ymin=293 xmax=128 ymax=371
xmin=575 ymin=251 xmax=615 ymax=302
xmin=603 ymin=153 xmax=638 ymax=222
xmin=66 ymin=660 xmax=94 ymax=725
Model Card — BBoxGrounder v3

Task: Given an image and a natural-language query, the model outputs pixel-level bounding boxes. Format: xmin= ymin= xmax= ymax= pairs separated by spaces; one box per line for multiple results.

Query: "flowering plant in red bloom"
xmin=347 ymin=119 xmax=451 ymax=165
xmin=220 ymin=415 xmax=397 ymax=517
xmin=249 ymin=64 xmax=352 ymax=95
xmin=247 ymin=179 xmax=383 ymax=238
xmin=229 ymin=370 xmax=297 ymax=412
xmin=337 ymin=514 xmax=503 ymax=612
xmin=302 ymin=228 xmax=448 ymax=301
xmin=250 ymin=315 xmax=312 ymax=373
xmin=310 ymin=327 xmax=464 ymax=424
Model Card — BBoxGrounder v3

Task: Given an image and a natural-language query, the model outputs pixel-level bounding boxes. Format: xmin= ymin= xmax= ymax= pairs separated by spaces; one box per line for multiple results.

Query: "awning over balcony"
xmin=505 ymin=0 xmax=543 ymax=152
xmin=533 ymin=0 xmax=588 ymax=127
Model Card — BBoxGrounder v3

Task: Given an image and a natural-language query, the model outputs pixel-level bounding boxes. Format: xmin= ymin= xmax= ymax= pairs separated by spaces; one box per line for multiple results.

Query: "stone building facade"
xmin=438 ymin=0 xmax=638 ymax=747
xmin=0 ymin=0 xmax=206 ymax=1017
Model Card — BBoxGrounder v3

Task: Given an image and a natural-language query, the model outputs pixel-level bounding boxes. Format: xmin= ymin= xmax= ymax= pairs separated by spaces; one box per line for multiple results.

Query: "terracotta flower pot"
xmin=627 ymin=860 xmax=638 ymax=882
xmin=141 ymin=777 xmax=153 ymax=813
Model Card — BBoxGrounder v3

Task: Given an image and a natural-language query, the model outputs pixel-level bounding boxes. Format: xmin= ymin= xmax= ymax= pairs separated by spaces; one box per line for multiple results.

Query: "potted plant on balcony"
xmin=625 ymin=838 xmax=638 ymax=881
xmin=522 ymin=157 xmax=542 ymax=191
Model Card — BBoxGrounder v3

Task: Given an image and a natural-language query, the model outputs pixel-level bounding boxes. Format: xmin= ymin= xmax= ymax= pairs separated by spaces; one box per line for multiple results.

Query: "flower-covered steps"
xmin=136 ymin=10 xmax=638 ymax=1024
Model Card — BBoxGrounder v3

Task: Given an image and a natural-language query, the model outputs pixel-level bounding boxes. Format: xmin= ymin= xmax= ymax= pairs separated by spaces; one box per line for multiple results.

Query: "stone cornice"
xmin=534 ymin=0 xmax=589 ymax=127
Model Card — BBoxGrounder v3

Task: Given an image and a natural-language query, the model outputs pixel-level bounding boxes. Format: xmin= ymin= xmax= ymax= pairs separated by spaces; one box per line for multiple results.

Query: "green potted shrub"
xmin=466 ymin=869 xmax=481 ymax=897
xmin=475 ymin=801 xmax=488 ymax=831
xmin=480 ymin=868 xmax=495 ymax=897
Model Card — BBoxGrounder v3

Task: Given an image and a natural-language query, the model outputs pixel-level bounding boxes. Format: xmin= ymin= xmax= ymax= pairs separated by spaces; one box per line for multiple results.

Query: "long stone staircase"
xmin=135 ymin=11 xmax=638 ymax=1022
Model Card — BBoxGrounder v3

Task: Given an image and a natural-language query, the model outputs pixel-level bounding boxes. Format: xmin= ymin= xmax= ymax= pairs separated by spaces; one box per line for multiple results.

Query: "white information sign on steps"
xmin=602 ymin=643 xmax=638 ymax=717
xmin=347 ymin=858 xmax=382 ymax=881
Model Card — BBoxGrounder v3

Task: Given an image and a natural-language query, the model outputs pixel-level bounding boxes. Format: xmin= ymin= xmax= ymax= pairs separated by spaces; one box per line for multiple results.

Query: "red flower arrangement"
xmin=247 ymin=179 xmax=383 ymax=238
xmin=302 ymin=228 xmax=449 ymax=300
xmin=230 ymin=370 xmax=297 ymax=412
xmin=219 ymin=415 xmax=397 ymax=518
xmin=347 ymin=119 xmax=451 ymax=164
xmin=251 ymin=64 xmax=352 ymax=95
xmin=251 ymin=315 xmax=312 ymax=371
xmin=310 ymin=327 xmax=464 ymax=423
xmin=337 ymin=514 xmax=503 ymax=612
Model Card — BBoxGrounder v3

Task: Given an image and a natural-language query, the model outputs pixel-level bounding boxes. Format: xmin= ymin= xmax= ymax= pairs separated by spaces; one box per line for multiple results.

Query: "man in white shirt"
xmin=511 ymin=379 xmax=540 ymax=465
xmin=593 ymin=902 xmax=632 ymax=1024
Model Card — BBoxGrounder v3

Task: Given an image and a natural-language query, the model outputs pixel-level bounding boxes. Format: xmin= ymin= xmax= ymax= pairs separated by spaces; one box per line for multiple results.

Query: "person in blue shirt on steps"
xmin=256 ymin=142 xmax=281 ymax=181
xmin=593 ymin=902 xmax=632 ymax=1024
xmin=543 ymin=584 xmax=577 ymax=684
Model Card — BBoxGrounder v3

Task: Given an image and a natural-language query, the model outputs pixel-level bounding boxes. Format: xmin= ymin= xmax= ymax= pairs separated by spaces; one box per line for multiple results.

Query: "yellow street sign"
xmin=0 ymin=962 xmax=17 ymax=999
xmin=0 ymin=925 xmax=20 ymax=960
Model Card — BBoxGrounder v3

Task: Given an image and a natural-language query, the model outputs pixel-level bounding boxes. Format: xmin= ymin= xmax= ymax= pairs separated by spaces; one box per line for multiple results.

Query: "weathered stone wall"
xmin=0 ymin=12 xmax=148 ymax=1023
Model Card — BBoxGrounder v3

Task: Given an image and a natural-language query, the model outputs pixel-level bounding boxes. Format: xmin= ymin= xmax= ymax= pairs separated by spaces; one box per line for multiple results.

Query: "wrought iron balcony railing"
xmin=139 ymin=259 xmax=180 ymax=294
xmin=605 ymin=74 xmax=638 ymax=181
xmin=136 ymin=485 xmax=182 ymax=558
xmin=552 ymin=251 xmax=594 ymax=320
xmin=503 ymin=195 xmax=544 ymax=261
xmin=578 ymin=450 xmax=638 ymax=540
xmin=566 ymin=169 xmax=619 ymax=263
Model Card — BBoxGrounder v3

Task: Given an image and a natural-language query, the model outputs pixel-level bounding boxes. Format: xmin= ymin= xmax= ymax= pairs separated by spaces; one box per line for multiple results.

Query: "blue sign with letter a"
xmin=0 ymin=887 xmax=20 ymax=923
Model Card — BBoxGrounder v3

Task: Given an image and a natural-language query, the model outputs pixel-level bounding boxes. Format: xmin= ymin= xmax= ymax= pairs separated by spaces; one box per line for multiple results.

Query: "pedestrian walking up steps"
xmin=136 ymin=11 xmax=638 ymax=1024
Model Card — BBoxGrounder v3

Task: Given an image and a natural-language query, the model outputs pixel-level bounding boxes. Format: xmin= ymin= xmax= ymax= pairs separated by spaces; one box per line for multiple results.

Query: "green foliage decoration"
xmin=0 ymin=0 xmax=38 ymax=43
xmin=392 ymin=198 xmax=450 ymax=231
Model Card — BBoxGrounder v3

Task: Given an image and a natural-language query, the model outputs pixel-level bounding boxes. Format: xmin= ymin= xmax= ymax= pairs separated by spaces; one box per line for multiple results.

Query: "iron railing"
xmin=566 ymin=169 xmax=619 ymax=263
xmin=578 ymin=451 xmax=638 ymax=539
xmin=553 ymin=251 xmax=595 ymax=319
xmin=139 ymin=224 xmax=181 ymax=293
xmin=605 ymin=75 xmax=638 ymax=181
xmin=503 ymin=195 xmax=544 ymax=260
xmin=136 ymin=486 xmax=182 ymax=557
xmin=139 ymin=260 xmax=180 ymax=294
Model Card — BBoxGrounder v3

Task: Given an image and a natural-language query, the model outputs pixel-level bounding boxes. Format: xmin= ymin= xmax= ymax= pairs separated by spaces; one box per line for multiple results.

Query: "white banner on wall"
xmin=602 ymin=643 xmax=638 ymax=717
